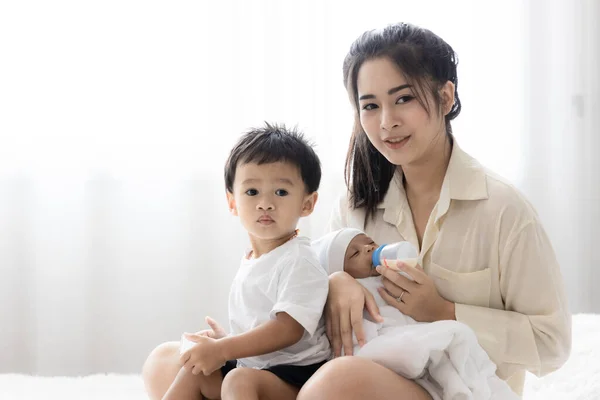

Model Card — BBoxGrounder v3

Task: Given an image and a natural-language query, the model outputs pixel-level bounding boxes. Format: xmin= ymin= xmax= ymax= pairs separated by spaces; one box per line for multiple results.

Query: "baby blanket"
xmin=353 ymin=277 xmax=518 ymax=400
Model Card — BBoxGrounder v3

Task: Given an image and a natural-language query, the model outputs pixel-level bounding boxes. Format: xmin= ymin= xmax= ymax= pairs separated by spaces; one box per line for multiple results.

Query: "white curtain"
xmin=521 ymin=0 xmax=599 ymax=315
xmin=0 ymin=0 xmax=597 ymax=376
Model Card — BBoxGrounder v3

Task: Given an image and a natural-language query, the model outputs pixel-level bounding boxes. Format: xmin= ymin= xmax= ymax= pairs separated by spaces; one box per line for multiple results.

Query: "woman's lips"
xmin=384 ymin=135 xmax=410 ymax=150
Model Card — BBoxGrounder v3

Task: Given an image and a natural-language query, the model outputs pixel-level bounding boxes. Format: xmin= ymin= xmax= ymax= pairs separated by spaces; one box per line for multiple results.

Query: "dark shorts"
xmin=221 ymin=359 xmax=327 ymax=388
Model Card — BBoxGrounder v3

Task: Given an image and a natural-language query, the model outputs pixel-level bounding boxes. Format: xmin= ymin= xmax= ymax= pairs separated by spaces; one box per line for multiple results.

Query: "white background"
xmin=0 ymin=0 xmax=598 ymax=375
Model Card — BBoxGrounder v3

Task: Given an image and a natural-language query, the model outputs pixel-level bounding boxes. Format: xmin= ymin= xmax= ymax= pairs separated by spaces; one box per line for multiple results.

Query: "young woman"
xmin=297 ymin=22 xmax=571 ymax=400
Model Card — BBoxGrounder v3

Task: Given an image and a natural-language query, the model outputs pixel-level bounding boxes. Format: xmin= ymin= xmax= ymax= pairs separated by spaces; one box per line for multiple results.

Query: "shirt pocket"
xmin=428 ymin=262 xmax=491 ymax=308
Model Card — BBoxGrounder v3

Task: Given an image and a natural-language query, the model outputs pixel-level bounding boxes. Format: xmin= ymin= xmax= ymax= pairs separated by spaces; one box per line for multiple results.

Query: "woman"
xmin=297 ymin=22 xmax=571 ymax=399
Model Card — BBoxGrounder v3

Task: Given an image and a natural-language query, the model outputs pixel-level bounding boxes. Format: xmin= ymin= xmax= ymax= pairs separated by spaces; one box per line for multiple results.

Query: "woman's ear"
xmin=226 ymin=191 xmax=238 ymax=216
xmin=301 ymin=192 xmax=319 ymax=217
xmin=440 ymin=81 xmax=455 ymax=115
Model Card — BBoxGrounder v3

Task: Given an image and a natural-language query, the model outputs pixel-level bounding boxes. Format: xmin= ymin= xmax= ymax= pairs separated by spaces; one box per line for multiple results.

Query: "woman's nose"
xmin=380 ymin=107 xmax=400 ymax=132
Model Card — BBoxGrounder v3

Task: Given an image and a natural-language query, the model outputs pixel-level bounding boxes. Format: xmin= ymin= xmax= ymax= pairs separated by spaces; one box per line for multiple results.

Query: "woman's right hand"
xmin=326 ymin=271 xmax=383 ymax=357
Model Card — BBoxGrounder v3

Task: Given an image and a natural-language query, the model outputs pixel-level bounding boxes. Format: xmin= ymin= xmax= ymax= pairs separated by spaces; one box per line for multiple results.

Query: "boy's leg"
xmin=142 ymin=341 xmax=181 ymax=400
xmin=163 ymin=365 xmax=223 ymax=400
xmin=221 ymin=368 xmax=299 ymax=400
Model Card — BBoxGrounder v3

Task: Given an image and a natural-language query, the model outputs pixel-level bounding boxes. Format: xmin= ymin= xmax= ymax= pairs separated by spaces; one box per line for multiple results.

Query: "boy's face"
xmin=226 ymin=161 xmax=317 ymax=242
xmin=344 ymin=234 xmax=380 ymax=279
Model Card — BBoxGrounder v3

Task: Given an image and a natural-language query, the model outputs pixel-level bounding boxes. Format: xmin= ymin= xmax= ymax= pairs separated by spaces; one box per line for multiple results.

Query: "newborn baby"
xmin=312 ymin=228 xmax=420 ymax=353
xmin=312 ymin=229 xmax=519 ymax=400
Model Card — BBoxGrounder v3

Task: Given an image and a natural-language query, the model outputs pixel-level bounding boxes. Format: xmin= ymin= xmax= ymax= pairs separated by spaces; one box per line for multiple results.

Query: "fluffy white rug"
xmin=1 ymin=314 xmax=597 ymax=399
xmin=0 ymin=373 xmax=146 ymax=399
xmin=521 ymin=313 xmax=600 ymax=399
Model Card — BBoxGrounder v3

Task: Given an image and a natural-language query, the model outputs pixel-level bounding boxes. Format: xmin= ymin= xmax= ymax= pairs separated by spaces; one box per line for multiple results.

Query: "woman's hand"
xmin=376 ymin=262 xmax=456 ymax=322
xmin=325 ymin=271 xmax=383 ymax=357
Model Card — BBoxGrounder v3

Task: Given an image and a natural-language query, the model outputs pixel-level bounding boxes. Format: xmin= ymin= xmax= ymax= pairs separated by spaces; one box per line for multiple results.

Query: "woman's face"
xmin=356 ymin=57 xmax=452 ymax=167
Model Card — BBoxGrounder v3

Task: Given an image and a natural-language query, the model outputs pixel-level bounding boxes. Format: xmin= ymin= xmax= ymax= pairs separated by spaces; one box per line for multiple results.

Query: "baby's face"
xmin=344 ymin=234 xmax=380 ymax=279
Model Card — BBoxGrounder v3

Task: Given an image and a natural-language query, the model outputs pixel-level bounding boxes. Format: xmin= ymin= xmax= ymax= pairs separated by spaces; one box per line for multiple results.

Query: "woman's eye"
xmin=361 ymin=103 xmax=378 ymax=111
xmin=396 ymin=95 xmax=413 ymax=104
xmin=245 ymin=189 xmax=258 ymax=196
xmin=275 ymin=189 xmax=288 ymax=196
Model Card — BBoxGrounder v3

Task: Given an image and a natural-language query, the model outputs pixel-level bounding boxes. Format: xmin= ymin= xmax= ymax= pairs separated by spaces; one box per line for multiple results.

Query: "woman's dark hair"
xmin=342 ymin=22 xmax=461 ymax=221
xmin=224 ymin=122 xmax=321 ymax=194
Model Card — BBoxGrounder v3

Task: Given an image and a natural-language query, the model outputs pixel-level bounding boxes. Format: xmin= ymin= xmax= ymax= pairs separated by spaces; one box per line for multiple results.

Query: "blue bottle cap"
xmin=372 ymin=244 xmax=386 ymax=267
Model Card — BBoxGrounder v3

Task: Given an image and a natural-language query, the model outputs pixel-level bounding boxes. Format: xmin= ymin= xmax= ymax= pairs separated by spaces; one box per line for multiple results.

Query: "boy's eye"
xmin=275 ymin=189 xmax=288 ymax=196
xmin=245 ymin=189 xmax=258 ymax=196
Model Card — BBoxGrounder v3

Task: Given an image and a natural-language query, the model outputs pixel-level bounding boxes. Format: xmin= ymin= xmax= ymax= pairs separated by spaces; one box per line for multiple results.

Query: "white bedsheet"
xmin=0 ymin=314 xmax=597 ymax=400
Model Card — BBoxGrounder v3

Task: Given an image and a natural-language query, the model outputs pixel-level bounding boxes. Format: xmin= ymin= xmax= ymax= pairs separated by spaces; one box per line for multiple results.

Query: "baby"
xmin=312 ymin=228 xmax=519 ymax=400
xmin=312 ymin=228 xmax=419 ymax=353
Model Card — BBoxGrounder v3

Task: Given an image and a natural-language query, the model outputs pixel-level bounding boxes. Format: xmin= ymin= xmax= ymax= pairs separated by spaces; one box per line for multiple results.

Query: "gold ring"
xmin=396 ymin=290 xmax=405 ymax=302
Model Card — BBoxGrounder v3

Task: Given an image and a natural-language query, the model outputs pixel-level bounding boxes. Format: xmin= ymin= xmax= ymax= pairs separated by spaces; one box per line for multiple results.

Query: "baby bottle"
xmin=372 ymin=241 xmax=419 ymax=280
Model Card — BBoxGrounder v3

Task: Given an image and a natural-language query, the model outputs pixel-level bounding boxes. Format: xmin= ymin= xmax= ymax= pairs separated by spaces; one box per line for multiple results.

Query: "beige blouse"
xmin=328 ymin=140 xmax=571 ymax=396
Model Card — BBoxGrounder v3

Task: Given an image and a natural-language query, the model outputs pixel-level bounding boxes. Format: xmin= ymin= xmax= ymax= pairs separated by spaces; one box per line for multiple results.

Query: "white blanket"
xmin=353 ymin=277 xmax=518 ymax=400
xmin=1 ymin=314 xmax=597 ymax=399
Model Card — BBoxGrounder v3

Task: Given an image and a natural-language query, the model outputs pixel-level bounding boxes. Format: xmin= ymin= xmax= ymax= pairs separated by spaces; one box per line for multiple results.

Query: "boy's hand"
xmin=194 ymin=316 xmax=227 ymax=339
xmin=180 ymin=334 xmax=227 ymax=376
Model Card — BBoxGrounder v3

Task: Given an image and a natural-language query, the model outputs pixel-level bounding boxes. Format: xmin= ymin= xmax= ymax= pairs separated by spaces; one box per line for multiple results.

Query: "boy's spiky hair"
xmin=224 ymin=122 xmax=321 ymax=193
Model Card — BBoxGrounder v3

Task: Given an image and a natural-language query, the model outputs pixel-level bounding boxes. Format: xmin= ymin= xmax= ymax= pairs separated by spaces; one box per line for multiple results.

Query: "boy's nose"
xmin=257 ymin=201 xmax=274 ymax=211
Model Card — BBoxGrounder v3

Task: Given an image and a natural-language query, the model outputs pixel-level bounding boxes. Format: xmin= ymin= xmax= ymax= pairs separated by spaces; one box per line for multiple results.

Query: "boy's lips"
xmin=258 ymin=215 xmax=274 ymax=224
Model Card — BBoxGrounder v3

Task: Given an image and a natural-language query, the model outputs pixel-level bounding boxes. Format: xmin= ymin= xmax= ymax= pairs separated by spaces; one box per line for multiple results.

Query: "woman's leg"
xmin=142 ymin=341 xmax=182 ymax=400
xmin=221 ymin=368 xmax=299 ymax=400
xmin=297 ymin=357 xmax=432 ymax=400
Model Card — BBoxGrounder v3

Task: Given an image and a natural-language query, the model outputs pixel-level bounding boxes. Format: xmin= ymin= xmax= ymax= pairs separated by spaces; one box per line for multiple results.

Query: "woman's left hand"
xmin=376 ymin=261 xmax=456 ymax=322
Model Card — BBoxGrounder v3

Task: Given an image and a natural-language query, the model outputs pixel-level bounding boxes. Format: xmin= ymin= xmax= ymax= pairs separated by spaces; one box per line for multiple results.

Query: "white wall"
xmin=0 ymin=0 xmax=597 ymax=375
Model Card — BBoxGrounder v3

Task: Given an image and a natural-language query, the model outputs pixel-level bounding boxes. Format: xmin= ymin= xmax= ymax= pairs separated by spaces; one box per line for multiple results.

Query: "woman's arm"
xmin=325 ymin=272 xmax=382 ymax=356
xmin=325 ymin=195 xmax=385 ymax=356
xmin=456 ymin=220 xmax=571 ymax=378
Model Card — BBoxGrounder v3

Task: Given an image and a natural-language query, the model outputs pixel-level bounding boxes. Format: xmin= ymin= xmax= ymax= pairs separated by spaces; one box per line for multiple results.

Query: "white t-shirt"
xmin=228 ymin=236 xmax=331 ymax=369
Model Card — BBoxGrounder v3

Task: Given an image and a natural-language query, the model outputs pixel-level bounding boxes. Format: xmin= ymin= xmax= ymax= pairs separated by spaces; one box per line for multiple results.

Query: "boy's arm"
xmin=182 ymin=253 xmax=327 ymax=376
xmin=218 ymin=311 xmax=304 ymax=360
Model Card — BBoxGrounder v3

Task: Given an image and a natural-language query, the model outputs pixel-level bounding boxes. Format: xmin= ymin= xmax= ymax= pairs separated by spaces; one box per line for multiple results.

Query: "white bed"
xmin=1 ymin=314 xmax=597 ymax=399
